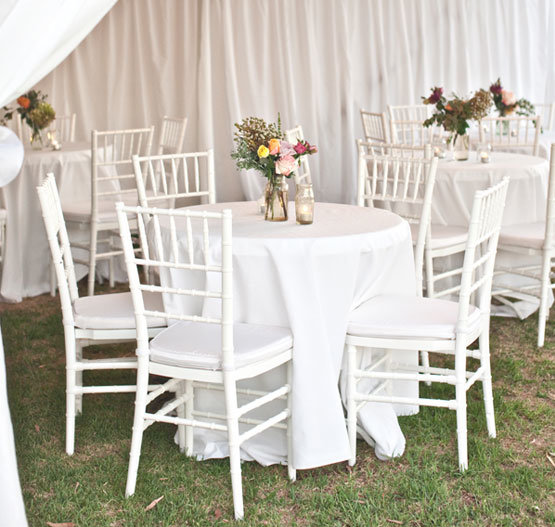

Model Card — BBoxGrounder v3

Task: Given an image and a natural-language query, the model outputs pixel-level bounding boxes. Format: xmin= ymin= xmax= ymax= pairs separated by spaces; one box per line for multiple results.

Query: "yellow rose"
xmin=258 ymin=145 xmax=269 ymax=158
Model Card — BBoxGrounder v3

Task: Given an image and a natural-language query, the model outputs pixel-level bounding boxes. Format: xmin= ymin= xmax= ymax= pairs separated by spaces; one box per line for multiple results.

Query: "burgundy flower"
xmin=426 ymin=87 xmax=443 ymax=104
xmin=490 ymin=79 xmax=503 ymax=95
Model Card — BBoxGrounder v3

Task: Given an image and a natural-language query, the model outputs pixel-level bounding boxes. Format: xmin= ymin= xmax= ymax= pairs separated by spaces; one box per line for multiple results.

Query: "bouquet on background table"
xmin=422 ymin=87 xmax=492 ymax=139
xmin=231 ymin=115 xmax=317 ymax=221
xmin=489 ymin=78 xmax=535 ymax=117
xmin=1 ymin=90 xmax=56 ymax=146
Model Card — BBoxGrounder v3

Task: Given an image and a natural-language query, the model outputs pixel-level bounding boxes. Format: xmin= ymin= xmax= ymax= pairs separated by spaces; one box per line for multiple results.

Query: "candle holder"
xmin=476 ymin=143 xmax=491 ymax=164
xmin=295 ymin=183 xmax=314 ymax=225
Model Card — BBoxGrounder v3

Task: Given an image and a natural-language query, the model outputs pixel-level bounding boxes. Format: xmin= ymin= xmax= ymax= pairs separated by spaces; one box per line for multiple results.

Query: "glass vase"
xmin=30 ymin=129 xmax=45 ymax=150
xmin=264 ymin=175 xmax=288 ymax=221
xmin=295 ymin=184 xmax=314 ymax=224
xmin=452 ymin=134 xmax=469 ymax=161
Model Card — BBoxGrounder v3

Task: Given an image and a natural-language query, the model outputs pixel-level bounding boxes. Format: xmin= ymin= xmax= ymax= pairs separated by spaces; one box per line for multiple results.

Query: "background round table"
xmin=155 ymin=201 xmax=418 ymax=468
xmin=433 ymin=152 xmax=549 ymax=227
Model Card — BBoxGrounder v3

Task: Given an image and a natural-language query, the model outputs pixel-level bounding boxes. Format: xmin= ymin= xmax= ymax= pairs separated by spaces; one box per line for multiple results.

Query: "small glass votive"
xmin=476 ymin=143 xmax=491 ymax=164
xmin=433 ymin=138 xmax=447 ymax=159
xmin=295 ymin=183 xmax=314 ymax=225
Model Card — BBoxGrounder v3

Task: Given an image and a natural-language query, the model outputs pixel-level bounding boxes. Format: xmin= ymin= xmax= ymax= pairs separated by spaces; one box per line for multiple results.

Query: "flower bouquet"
xmin=422 ymin=87 xmax=492 ymax=160
xmin=1 ymin=90 xmax=56 ymax=149
xmin=231 ymin=115 xmax=317 ymax=221
xmin=489 ymin=78 xmax=535 ymax=118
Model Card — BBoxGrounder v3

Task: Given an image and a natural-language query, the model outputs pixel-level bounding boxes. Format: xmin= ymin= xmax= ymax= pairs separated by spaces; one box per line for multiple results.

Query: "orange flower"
xmin=268 ymin=138 xmax=280 ymax=155
xmin=17 ymin=96 xmax=30 ymax=109
xmin=445 ymin=103 xmax=453 ymax=111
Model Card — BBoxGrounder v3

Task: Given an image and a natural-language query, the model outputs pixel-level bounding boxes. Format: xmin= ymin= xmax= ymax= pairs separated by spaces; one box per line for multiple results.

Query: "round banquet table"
xmin=0 ymin=142 xmax=118 ymax=302
xmin=155 ymin=201 xmax=418 ymax=469
xmin=433 ymin=152 xmax=549 ymax=227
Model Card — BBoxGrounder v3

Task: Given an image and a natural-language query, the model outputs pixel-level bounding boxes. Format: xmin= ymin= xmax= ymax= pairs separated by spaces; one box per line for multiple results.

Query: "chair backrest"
xmin=284 ymin=125 xmax=312 ymax=184
xmin=36 ymin=174 xmax=79 ymax=324
xmin=360 ymin=110 xmax=388 ymax=143
xmin=452 ymin=178 xmax=509 ymax=328
xmin=132 ymin=150 xmax=216 ymax=209
xmin=544 ymin=143 xmax=555 ymax=250
xmin=157 ymin=116 xmax=188 ymax=155
xmin=534 ymin=103 xmax=555 ymax=131
xmin=387 ymin=104 xmax=442 ymax=146
xmin=117 ymin=203 xmax=234 ymax=367
xmin=479 ymin=116 xmax=541 ymax=156
xmin=356 ymin=139 xmax=432 ymax=159
xmin=49 ymin=114 xmax=76 ymax=143
xmin=91 ymin=127 xmax=155 ymax=217
xmin=357 ymin=148 xmax=438 ymax=294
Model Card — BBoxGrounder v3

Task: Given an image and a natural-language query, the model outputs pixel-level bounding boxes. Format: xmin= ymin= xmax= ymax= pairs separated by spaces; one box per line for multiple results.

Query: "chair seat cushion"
xmin=150 ymin=321 xmax=293 ymax=370
xmin=347 ymin=295 xmax=481 ymax=340
xmin=74 ymin=291 xmax=166 ymax=330
xmin=410 ymin=223 xmax=468 ymax=250
xmin=62 ymin=194 xmax=139 ymax=223
xmin=498 ymin=222 xmax=546 ymax=250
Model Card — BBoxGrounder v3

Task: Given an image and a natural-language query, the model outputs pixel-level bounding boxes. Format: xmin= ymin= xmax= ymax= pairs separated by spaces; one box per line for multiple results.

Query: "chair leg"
xmin=65 ymin=333 xmax=77 ymax=456
xmin=109 ymin=256 xmax=115 ymax=288
xmin=87 ymin=224 xmax=98 ymax=296
xmin=347 ymin=344 xmax=358 ymax=467
xmin=286 ymin=361 xmax=296 ymax=482
xmin=479 ymin=328 xmax=496 ymax=438
xmin=125 ymin=360 xmax=149 ymax=498
xmin=420 ymin=351 xmax=431 ymax=386
xmin=455 ymin=340 xmax=468 ymax=471
xmin=223 ymin=376 xmax=244 ymax=520
xmin=185 ymin=380 xmax=194 ymax=456
xmin=537 ymin=252 xmax=552 ymax=347
xmin=75 ymin=341 xmax=83 ymax=415
xmin=176 ymin=381 xmax=186 ymax=453
xmin=50 ymin=259 xmax=56 ymax=297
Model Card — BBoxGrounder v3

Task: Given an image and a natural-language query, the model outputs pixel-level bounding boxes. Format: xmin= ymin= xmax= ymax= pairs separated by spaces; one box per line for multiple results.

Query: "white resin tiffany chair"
xmin=0 ymin=208 xmax=6 ymax=269
xmin=356 ymin=140 xmax=469 ymax=298
xmin=157 ymin=115 xmax=188 ymax=155
xmin=49 ymin=113 xmax=77 ymax=143
xmin=132 ymin=150 xmax=216 ymax=209
xmin=360 ymin=110 xmax=389 ymax=143
xmin=62 ymin=127 xmax=154 ymax=296
xmin=37 ymin=174 xmax=166 ymax=455
xmin=346 ymin=178 xmax=509 ymax=471
xmin=534 ymin=103 xmax=555 ymax=131
xmin=117 ymin=203 xmax=295 ymax=520
xmin=493 ymin=143 xmax=555 ymax=347
xmin=387 ymin=104 xmax=439 ymax=146
xmin=285 ymin=125 xmax=312 ymax=184
xmin=479 ymin=115 xmax=541 ymax=156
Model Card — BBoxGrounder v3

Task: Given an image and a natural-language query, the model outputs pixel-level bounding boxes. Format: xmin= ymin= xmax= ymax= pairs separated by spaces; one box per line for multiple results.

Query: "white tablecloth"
xmin=155 ymin=201 xmax=418 ymax=469
xmin=0 ymin=142 xmax=122 ymax=302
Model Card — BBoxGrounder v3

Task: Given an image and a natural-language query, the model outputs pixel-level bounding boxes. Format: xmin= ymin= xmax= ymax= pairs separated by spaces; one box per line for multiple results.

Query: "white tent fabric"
xmin=35 ymin=0 xmax=555 ymax=204
xmin=0 ymin=2 xmax=118 ymax=524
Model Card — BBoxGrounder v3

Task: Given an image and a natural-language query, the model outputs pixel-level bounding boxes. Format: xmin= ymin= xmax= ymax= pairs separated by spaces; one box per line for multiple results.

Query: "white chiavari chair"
xmin=157 ymin=115 xmax=188 ymax=155
xmin=534 ymin=103 xmax=555 ymax=131
xmin=61 ymin=127 xmax=154 ymax=296
xmin=132 ymin=150 xmax=216 ymax=209
xmin=387 ymin=104 xmax=440 ymax=146
xmin=479 ymin=115 xmax=541 ymax=156
xmin=0 ymin=208 xmax=6 ymax=270
xmin=493 ymin=143 xmax=555 ymax=346
xmin=117 ymin=203 xmax=295 ymax=520
xmin=346 ymin=178 xmax=509 ymax=471
xmin=49 ymin=113 xmax=76 ymax=143
xmin=285 ymin=125 xmax=312 ymax=184
xmin=360 ymin=110 xmax=389 ymax=143
xmin=37 ymin=174 xmax=166 ymax=455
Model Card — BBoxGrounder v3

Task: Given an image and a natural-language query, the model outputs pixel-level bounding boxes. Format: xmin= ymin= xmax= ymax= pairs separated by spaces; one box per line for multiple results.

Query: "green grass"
xmin=2 ymin=285 xmax=554 ymax=526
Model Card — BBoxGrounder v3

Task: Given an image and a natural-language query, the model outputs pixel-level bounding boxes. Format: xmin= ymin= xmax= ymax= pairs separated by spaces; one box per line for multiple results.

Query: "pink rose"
xmin=308 ymin=143 xmax=318 ymax=153
xmin=501 ymin=90 xmax=516 ymax=106
xmin=279 ymin=141 xmax=296 ymax=156
xmin=294 ymin=141 xmax=307 ymax=154
xmin=275 ymin=154 xmax=297 ymax=176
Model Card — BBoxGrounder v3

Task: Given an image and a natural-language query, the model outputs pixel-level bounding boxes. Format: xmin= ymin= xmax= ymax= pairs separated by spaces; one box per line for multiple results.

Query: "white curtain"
xmin=35 ymin=0 xmax=555 ymax=203
xmin=0 ymin=2 xmax=118 ymax=525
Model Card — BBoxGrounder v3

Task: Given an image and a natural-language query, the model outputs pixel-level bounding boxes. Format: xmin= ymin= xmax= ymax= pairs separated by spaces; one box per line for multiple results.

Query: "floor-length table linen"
xmin=153 ymin=201 xmax=418 ymax=468
xmin=0 ymin=142 xmax=123 ymax=302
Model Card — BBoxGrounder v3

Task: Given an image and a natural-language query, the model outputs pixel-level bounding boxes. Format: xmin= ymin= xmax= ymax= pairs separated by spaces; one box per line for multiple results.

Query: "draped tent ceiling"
xmin=32 ymin=0 xmax=555 ymax=204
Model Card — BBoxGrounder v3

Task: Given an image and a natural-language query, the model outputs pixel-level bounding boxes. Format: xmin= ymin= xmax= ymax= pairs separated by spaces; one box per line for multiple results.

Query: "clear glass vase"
xmin=264 ymin=175 xmax=288 ymax=221
xmin=30 ymin=129 xmax=46 ymax=150
xmin=452 ymin=134 xmax=470 ymax=161
xmin=295 ymin=184 xmax=315 ymax=224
